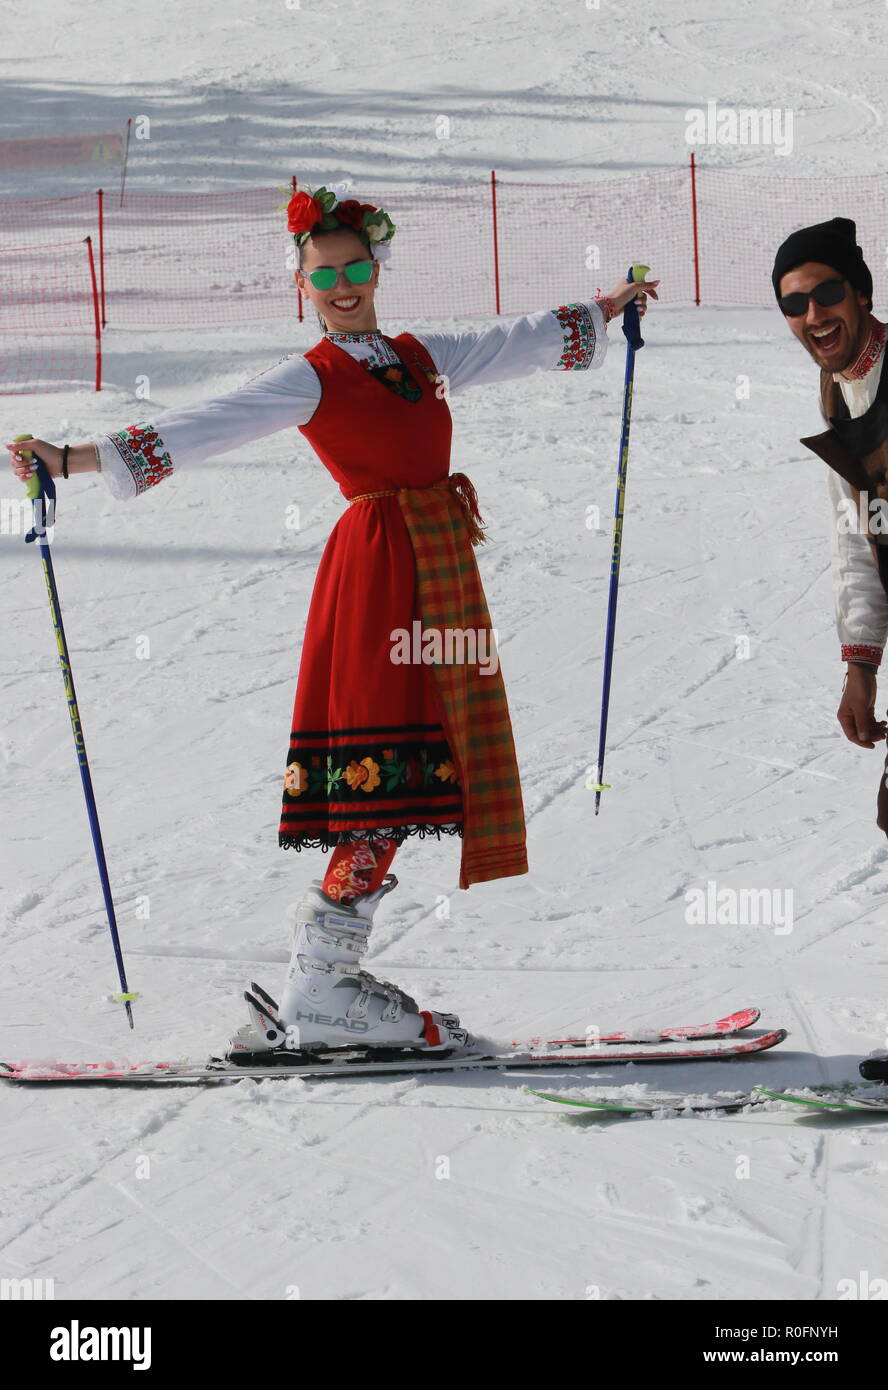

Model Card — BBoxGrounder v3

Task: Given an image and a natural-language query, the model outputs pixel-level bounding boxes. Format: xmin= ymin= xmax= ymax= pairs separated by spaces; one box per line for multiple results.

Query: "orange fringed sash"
xmin=351 ymin=473 xmax=527 ymax=888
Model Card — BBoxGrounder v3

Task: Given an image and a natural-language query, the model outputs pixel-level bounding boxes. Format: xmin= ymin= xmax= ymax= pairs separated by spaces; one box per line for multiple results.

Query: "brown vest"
xmin=800 ymin=360 xmax=888 ymax=595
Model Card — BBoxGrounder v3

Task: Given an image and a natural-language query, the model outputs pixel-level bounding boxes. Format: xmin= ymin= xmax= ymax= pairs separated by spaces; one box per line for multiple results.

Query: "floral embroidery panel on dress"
xmin=284 ymin=739 xmax=460 ymax=802
xmin=364 ymin=362 xmax=422 ymax=402
xmin=280 ymin=725 xmax=463 ymax=850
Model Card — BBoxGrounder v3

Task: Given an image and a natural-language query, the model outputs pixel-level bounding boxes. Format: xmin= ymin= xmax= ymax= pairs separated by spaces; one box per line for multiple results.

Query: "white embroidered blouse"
xmin=91 ymin=300 xmax=610 ymax=501
xmin=825 ymin=319 xmax=888 ymax=664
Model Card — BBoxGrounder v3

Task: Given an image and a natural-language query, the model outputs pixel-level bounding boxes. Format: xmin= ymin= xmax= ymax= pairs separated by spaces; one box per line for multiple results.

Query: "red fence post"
xmin=84 ymin=236 xmax=102 ymax=391
xmin=96 ymin=187 xmax=106 ymax=328
xmin=490 ymin=170 xmax=501 ymax=315
xmin=689 ymin=153 xmax=701 ymax=306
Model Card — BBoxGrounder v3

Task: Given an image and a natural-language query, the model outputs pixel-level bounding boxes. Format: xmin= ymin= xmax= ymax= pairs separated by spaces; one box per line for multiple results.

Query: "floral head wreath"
xmin=278 ymin=180 xmax=396 ymax=267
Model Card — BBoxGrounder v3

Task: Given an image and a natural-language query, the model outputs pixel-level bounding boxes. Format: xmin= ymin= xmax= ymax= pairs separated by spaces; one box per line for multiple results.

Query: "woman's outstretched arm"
xmin=413 ymin=274 xmax=658 ymax=394
xmin=6 ymin=351 xmax=322 ymax=501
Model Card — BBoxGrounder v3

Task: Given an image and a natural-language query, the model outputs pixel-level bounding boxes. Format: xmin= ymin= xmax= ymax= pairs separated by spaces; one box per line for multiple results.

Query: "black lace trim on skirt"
xmin=279 ymin=822 xmax=463 ymax=853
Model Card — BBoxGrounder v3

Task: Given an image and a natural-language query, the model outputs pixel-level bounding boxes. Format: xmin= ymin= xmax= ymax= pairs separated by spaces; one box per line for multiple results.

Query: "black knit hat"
xmin=772 ymin=217 xmax=872 ymax=307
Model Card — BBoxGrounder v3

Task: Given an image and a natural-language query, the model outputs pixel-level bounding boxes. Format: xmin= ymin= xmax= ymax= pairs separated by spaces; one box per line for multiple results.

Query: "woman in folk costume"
xmin=7 ymin=181 xmax=658 ymax=1063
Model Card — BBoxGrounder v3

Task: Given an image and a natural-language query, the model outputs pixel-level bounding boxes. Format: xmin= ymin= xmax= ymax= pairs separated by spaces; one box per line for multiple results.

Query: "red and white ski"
xmin=0 ymin=1027 xmax=787 ymax=1084
xmin=512 ymin=1006 xmax=760 ymax=1050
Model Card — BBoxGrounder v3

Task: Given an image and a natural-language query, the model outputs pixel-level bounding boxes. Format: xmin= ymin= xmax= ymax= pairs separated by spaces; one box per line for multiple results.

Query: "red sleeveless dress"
xmin=278 ymin=331 xmax=527 ymax=888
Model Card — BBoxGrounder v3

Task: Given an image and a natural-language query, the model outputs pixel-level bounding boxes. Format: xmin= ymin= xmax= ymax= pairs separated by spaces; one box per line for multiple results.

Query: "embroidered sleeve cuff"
xmin=95 ymin=424 xmax=174 ymax=499
xmin=550 ymin=300 xmax=608 ymax=371
xmin=842 ymin=643 xmax=883 ymax=667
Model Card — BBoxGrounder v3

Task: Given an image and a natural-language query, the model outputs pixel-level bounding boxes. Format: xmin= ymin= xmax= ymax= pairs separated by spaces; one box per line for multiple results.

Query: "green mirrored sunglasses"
xmin=305 ymin=260 xmax=375 ymax=291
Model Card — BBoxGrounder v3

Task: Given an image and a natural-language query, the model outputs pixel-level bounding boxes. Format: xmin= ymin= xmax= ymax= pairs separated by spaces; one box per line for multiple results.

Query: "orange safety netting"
xmin=0 ymin=239 xmax=100 ymax=395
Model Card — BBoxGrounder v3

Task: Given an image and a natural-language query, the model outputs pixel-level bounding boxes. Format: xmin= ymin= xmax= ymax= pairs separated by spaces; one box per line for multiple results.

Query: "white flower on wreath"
xmin=365 ymin=220 xmax=389 ymax=244
xmin=325 ymin=178 xmax=354 ymax=209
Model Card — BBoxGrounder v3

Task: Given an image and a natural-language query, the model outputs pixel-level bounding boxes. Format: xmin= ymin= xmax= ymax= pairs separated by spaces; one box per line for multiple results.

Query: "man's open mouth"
xmin=809 ymin=323 xmax=842 ymax=353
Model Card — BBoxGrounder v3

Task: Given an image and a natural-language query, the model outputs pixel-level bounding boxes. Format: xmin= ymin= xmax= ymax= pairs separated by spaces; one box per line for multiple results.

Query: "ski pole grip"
xmin=13 ymin=432 xmax=42 ymax=500
xmin=621 ymin=264 xmax=651 ymax=350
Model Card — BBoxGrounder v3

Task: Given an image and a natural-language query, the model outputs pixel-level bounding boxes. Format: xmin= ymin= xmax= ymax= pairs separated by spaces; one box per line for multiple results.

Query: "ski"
xmin=526 ymin=1081 xmax=888 ymax=1116
xmin=525 ymin=1087 xmax=758 ymax=1114
xmin=0 ymin=1027 xmax=787 ymax=1084
xmin=753 ymin=1083 xmax=888 ymax=1113
xmin=512 ymin=1005 xmax=760 ymax=1050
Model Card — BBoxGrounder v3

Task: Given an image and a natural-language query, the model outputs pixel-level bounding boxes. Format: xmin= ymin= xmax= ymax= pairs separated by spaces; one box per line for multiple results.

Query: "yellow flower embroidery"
xmin=284 ymin=761 xmax=309 ymax=797
xmin=345 ymin=757 xmax=381 ymax=793
xmin=435 ymin=760 xmax=458 ymax=784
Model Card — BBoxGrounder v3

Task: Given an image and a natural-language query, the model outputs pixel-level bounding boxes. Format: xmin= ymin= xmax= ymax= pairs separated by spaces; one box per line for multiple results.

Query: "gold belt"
xmin=347 ymin=487 xmax=401 ymax=503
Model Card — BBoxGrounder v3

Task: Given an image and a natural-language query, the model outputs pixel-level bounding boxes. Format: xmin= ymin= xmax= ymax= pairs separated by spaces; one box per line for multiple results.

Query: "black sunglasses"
xmin=779 ymin=277 xmax=847 ymax=318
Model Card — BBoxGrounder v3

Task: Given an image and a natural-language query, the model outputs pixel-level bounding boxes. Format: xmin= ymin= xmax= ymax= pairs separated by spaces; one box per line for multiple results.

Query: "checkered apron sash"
xmin=349 ymin=473 xmax=528 ymax=888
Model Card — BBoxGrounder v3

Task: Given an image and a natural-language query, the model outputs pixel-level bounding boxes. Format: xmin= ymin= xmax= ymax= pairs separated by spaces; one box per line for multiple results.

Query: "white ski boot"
xmin=226 ymin=874 xmax=470 ymax=1063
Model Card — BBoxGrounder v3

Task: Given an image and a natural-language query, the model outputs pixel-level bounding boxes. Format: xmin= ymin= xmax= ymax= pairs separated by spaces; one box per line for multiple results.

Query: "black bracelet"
xmin=61 ymin=444 xmax=70 ymax=479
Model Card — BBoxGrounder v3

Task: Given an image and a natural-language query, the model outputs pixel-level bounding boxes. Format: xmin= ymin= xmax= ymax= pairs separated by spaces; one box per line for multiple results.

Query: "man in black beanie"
xmin=774 ymin=217 xmax=888 ymax=1080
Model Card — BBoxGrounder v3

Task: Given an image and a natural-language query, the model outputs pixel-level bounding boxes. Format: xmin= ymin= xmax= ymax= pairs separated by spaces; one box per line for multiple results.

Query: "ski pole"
xmin=14 ymin=435 xmax=138 ymax=1028
xmin=590 ymin=265 xmax=650 ymax=815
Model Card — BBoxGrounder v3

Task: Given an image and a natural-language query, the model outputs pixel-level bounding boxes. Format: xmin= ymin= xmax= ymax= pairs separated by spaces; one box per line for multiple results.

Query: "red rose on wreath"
xmin=287 ymin=191 xmax=324 ymax=236
xmin=335 ymin=199 xmax=374 ymax=231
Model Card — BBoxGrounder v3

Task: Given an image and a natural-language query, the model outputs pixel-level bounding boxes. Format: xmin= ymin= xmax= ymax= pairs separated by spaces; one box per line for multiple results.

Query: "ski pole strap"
xmin=24 ymin=459 xmax=55 ymax=545
xmin=621 ymin=263 xmax=650 ymax=352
